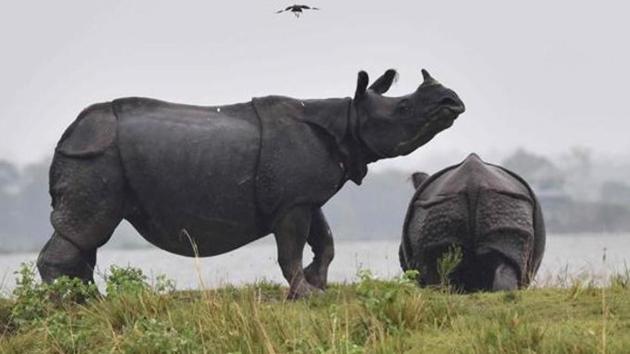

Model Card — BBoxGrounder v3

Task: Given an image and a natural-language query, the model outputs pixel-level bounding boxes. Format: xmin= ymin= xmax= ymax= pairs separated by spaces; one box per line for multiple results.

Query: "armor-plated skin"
xmin=400 ymin=154 xmax=546 ymax=292
xmin=37 ymin=69 xmax=465 ymax=298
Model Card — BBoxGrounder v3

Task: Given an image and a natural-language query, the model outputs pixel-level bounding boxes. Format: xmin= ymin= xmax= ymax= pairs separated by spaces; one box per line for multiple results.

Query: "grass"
xmin=0 ymin=264 xmax=629 ymax=353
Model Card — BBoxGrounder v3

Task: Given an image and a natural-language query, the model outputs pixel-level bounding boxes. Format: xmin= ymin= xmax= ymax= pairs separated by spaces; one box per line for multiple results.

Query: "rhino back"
xmin=113 ymin=97 xmax=263 ymax=256
xmin=403 ymin=155 xmax=538 ymax=276
xmin=418 ymin=155 xmax=532 ymax=201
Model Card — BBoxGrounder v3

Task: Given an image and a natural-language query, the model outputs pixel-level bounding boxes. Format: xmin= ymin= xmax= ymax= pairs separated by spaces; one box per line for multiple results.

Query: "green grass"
xmin=0 ymin=265 xmax=629 ymax=353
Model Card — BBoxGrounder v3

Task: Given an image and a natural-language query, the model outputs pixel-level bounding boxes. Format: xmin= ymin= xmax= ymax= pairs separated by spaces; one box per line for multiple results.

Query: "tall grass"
xmin=0 ymin=263 xmax=629 ymax=353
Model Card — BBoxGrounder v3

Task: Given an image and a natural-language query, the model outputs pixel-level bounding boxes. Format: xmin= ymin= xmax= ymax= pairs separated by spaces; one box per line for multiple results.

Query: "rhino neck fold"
xmin=348 ymin=102 xmax=384 ymax=162
xmin=250 ymin=95 xmax=374 ymax=187
xmin=336 ymin=101 xmax=381 ymax=185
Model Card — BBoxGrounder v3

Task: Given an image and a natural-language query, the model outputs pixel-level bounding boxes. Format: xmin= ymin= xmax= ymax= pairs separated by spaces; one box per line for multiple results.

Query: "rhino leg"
xmin=304 ymin=209 xmax=334 ymax=290
xmin=273 ymin=205 xmax=322 ymax=299
xmin=38 ymin=232 xmax=97 ymax=283
xmin=491 ymin=262 xmax=519 ymax=291
xmin=37 ymin=150 xmax=125 ymax=284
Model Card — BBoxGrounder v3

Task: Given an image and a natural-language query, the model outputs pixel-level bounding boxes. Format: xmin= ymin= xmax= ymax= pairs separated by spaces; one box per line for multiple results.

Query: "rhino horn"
xmin=419 ymin=69 xmax=440 ymax=88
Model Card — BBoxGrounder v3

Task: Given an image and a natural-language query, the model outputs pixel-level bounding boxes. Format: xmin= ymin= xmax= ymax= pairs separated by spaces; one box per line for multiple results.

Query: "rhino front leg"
xmin=304 ymin=209 xmax=334 ymax=289
xmin=274 ymin=205 xmax=322 ymax=299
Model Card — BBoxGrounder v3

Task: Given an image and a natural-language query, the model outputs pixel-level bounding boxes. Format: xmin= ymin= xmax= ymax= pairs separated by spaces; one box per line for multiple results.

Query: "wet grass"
xmin=0 ymin=265 xmax=629 ymax=353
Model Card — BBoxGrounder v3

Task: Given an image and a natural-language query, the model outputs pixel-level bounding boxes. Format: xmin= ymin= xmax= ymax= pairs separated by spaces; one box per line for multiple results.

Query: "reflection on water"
xmin=1 ymin=234 xmax=629 ymax=294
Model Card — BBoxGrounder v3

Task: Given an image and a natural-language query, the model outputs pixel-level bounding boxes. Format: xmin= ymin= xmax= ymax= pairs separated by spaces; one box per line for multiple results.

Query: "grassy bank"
xmin=0 ymin=265 xmax=629 ymax=353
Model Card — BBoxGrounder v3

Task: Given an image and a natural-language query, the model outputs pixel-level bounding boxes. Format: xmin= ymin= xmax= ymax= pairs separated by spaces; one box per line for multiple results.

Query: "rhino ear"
xmin=411 ymin=172 xmax=429 ymax=189
xmin=369 ymin=69 xmax=398 ymax=94
xmin=354 ymin=71 xmax=369 ymax=100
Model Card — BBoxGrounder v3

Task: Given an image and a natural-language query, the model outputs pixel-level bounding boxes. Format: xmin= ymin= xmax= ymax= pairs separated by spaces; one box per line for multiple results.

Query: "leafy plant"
xmin=154 ymin=274 xmax=177 ymax=294
xmin=355 ymin=269 xmax=422 ymax=333
xmin=105 ymin=265 xmax=149 ymax=297
xmin=436 ymin=245 xmax=463 ymax=290
xmin=10 ymin=263 xmax=98 ymax=329
xmin=120 ymin=317 xmax=200 ymax=353
xmin=10 ymin=262 xmax=47 ymax=327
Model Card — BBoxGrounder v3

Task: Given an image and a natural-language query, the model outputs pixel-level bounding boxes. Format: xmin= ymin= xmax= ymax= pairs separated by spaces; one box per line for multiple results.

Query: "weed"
xmin=120 ymin=317 xmax=201 ymax=353
xmin=0 ymin=265 xmax=629 ymax=353
xmin=437 ymin=245 xmax=463 ymax=290
xmin=154 ymin=274 xmax=177 ymax=295
xmin=105 ymin=265 xmax=149 ymax=297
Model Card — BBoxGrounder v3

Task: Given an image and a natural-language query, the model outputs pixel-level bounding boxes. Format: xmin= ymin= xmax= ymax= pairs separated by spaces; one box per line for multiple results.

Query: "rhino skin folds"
xmin=400 ymin=153 xmax=546 ymax=292
xmin=38 ymin=69 xmax=465 ymax=299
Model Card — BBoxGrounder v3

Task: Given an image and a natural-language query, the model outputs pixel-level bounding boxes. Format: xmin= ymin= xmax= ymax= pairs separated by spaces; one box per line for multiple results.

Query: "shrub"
xmin=120 ymin=317 xmax=201 ymax=353
xmin=105 ymin=265 xmax=149 ymax=297
xmin=437 ymin=245 xmax=463 ymax=290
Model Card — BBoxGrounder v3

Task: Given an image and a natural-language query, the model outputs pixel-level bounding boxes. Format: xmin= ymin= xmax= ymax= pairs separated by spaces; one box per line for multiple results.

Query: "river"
xmin=1 ymin=234 xmax=629 ymax=294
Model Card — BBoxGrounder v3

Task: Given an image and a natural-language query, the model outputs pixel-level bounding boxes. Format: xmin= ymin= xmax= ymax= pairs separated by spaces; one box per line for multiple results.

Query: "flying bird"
xmin=276 ymin=4 xmax=320 ymax=17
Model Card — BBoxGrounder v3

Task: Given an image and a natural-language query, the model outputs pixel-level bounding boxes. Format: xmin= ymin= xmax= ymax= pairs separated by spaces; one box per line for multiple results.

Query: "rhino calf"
xmin=37 ymin=69 xmax=465 ymax=299
xmin=399 ymin=154 xmax=545 ymax=292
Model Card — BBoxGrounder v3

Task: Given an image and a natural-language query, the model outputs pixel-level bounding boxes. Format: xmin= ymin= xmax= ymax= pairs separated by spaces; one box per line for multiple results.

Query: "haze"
xmin=1 ymin=0 xmax=628 ymax=171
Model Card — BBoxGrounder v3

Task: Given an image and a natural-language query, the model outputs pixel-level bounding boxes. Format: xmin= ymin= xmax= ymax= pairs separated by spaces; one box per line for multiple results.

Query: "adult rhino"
xmin=38 ymin=69 xmax=465 ymax=298
xmin=399 ymin=154 xmax=545 ymax=292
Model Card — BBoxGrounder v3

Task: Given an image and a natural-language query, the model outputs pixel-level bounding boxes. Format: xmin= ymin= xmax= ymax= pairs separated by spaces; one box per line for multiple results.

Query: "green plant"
xmin=10 ymin=263 xmax=48 ymax=327
xmin=472 ymin=311 xmax=546 ymax=353
xmin=120 ymin=317 xmax=200 ymax=353
xmin=9 ymin=263 xmax=98 ymax=329
xmin=154 ymin=274 xmax=177 ymax=294
xmin=46 ymin=276 xmax=99 ymax=304
xmin=105 ymin=265 xmax=149 ymax=297
xmin=45 ymin=310 xmax=96 ymax=353
xmin=355 ymin=269 xmax=421 ymax=333
xmin=437 ymin=245 xmax=463 ymax=290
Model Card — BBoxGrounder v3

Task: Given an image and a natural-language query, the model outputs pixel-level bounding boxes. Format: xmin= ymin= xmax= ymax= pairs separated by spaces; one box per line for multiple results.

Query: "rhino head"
xmin=352 ymin=69 xmax=465 ymax=159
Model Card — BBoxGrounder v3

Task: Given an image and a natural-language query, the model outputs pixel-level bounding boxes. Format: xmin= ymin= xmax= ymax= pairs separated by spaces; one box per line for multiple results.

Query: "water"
xmin=1 ymin=234 xmax=628 ymax=294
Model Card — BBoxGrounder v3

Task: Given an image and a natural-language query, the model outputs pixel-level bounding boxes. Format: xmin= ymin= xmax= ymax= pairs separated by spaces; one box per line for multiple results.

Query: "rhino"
xmin=399 ymin=154 xmax=545 ymax=292
xmin=37 ymin=69 xmax=465 ymax=298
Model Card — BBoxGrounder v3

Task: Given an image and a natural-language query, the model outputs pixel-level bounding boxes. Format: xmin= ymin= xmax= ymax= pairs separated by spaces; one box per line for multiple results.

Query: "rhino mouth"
xmin=439 ymin=97 xmax=466 ymax=114
xmin=393 ymin=110 xmax=459 ymax=155
xmin=429 ymin=100 xmax=465 ymax=120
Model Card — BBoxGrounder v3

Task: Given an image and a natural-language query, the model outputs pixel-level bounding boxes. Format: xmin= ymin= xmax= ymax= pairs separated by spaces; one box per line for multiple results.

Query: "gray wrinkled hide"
xmin=38 ymin=69 xmax=466 ymax=298
xmin=253 ymin=96 xmax=349 ymax=221
xmin=100 ymin=97 xmax=349 ymax=256
xmin=47 ymin=96 xmax=355 ymax=258
xmin=400 ymin=153 xmax=545 ymax=291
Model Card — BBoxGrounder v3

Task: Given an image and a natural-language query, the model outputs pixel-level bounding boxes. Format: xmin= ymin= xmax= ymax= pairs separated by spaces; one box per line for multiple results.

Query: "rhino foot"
xmin=287 ymin=278 xmax=324 ymax=300
xmin=492 ymin=262 xmax=519 ymax=291
xmin=303 ymin=263 xmax=327 ymax=290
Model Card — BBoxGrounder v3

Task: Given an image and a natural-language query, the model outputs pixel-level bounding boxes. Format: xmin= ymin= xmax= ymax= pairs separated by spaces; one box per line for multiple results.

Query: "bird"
xmin=275 ymin=4 xmax=320 ymax=17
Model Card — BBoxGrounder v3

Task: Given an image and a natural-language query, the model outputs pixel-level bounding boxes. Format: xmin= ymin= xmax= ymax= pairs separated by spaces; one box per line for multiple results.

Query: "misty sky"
xmin=1 ymin=0 xmax=628 ymax=172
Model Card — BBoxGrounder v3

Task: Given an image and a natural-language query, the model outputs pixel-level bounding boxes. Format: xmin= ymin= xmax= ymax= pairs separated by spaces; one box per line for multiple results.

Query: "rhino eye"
xmin=396 ymin=100 xmax=411 ymax=114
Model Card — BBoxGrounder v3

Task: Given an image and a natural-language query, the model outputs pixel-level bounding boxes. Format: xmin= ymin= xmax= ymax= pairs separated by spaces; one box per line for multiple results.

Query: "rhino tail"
xmin=56 ymin=102 xmax=117 ymax=158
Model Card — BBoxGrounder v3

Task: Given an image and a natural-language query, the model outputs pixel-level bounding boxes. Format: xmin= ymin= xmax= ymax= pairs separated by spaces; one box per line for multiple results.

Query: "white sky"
xmin=1 ymin=1 xmax=629 ymax=171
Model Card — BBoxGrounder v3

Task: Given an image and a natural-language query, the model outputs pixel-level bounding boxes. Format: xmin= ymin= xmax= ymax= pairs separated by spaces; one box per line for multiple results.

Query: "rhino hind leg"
xmin=37 ymin=149 xmax=125 ymax=284
xmin=303 ymin=209 xmax=334 ymax=289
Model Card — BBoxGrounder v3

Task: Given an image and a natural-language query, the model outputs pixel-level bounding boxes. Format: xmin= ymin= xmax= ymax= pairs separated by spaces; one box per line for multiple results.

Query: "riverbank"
xmin=0 ymin=265 xmax=629 ymax=353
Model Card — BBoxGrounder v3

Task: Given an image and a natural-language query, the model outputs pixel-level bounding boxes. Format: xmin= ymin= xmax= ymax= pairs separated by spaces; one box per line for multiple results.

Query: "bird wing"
xmin=276 ymin=5 xmax=320 ymax=13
